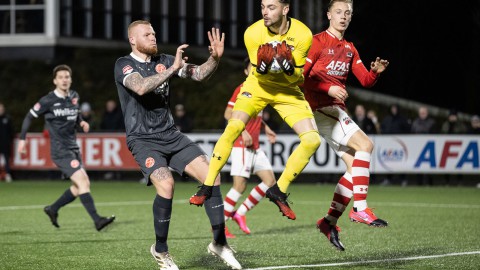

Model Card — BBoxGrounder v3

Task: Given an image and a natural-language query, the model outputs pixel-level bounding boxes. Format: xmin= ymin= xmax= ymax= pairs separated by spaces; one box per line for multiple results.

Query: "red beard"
xmin=138 ymin=43 xmax=158 ymax=56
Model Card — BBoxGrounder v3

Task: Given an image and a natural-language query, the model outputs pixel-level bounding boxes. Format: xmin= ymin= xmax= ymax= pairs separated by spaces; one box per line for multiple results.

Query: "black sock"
xmin=204 ymin=186 xmax=226 ymax=245
xmin=79 ymin=193 xmax=101 ymax=222
xmin=50 ymin=188 xmax=76 ymax=212
xmin=153 ymin=195 xmax=172 ymax=253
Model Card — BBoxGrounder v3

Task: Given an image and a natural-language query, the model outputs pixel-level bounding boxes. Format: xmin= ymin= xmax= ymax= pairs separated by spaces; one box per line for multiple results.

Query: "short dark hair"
xmin=53 ymin=64 xmax=72 ymax=78
xmin=278 ymin=0 xmax=290 ymax=4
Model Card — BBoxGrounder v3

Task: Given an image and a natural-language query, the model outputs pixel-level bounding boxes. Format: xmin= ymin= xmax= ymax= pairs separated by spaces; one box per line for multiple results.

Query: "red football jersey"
xmin=303 ymin=30 xmax=379 ymax=111
xmin=228 ymin=84 xmax=262 ymax=150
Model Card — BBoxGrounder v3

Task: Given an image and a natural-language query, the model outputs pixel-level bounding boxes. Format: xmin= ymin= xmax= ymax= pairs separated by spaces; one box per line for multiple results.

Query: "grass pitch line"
xmin=0 ymin=200 xmax=187 ymax=211
xmin=296 ymin=201 xmax=480 ymax=209
xmin=1 ymin=200 xmax=478 ymax=211
xmin=243 ymin=251 xmax=480 ymax=270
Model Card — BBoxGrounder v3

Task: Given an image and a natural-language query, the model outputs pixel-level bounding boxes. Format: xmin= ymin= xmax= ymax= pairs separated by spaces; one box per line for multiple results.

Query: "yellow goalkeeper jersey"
xmin=245 ymin=17 xmax=312 ymax=89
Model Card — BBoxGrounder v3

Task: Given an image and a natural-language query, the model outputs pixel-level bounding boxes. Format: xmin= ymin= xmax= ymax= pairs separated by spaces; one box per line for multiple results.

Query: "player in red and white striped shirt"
xmin=223 ymin=59 xmax=277 ymax=238
xmin=303 ymin=0 xmax=389 ymax=251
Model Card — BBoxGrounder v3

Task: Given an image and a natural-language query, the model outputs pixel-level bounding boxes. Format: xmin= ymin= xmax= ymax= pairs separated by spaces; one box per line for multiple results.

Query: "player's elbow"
xmin=132 ymin=86 xmax=149 ymax=96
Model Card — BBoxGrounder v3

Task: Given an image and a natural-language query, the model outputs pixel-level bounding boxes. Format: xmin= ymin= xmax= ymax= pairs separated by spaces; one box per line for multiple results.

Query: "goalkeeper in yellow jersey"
xmin=190 ymin=0 xmax=320 ymax=220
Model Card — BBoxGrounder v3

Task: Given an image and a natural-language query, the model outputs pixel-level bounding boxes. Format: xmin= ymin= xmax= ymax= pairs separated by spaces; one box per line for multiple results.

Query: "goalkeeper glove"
xmin=256 ymin=43 xmax=276 ymax=74
xmin=275 ymin=41 xmax=294 ymax=76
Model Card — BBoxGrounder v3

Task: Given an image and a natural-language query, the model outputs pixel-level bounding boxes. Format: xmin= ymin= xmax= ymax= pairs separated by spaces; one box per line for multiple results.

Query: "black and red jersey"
xmin=114 ymin=53 xmax=176 ymax=142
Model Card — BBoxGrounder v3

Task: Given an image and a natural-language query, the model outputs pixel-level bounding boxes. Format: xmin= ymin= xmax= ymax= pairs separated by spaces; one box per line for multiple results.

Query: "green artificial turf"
xmin=0 ymin=181 xmax=479 ymax=269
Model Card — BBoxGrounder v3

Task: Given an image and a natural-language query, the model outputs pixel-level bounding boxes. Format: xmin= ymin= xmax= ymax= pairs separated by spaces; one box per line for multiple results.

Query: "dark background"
xmin=338 ymin=0 xmax=480 ymax=115
xmin=1 ymin=0 xmax=479 ymax=133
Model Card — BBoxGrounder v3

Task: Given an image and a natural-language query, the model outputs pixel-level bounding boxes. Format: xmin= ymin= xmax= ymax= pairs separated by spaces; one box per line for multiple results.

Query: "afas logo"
xmin=376 ymin=138 xmax=408 ymax=171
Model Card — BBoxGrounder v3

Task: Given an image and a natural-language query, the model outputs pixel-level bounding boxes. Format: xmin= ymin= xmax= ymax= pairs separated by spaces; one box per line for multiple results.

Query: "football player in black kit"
xmin=18 ymin=64 xmax=115 ymax=231
xmin=114 ymin=20 xmax=241 ymax=270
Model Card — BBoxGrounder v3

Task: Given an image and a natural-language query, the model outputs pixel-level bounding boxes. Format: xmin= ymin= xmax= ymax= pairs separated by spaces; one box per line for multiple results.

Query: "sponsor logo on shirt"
xmin=122 ymin=65 xmax=133 ymax=75
xmin=53 ymin=108 xmax=78 ymax=117
xmin=326 ymin=60 xmax=350 ymax=76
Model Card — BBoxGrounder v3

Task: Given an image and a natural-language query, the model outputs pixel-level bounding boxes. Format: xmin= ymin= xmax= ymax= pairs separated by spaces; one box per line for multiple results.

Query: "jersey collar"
xmin=130 ymin=52 xmax=151 ymax=63
xmin=326 ymin=29 xmax=344 ymax=41
xmin=54 ymin=89 xmax=69 ymax=99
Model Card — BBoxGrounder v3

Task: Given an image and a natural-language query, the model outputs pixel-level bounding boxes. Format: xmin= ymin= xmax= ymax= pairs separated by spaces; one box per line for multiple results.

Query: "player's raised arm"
xmin=181 ymin=27 xmax=225 ymax=81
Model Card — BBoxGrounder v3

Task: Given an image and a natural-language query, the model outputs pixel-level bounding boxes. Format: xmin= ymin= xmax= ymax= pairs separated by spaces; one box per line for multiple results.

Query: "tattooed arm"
xmin=125 ymin=44 xmax=188 ymax=96
xmin=180 ymin=27 xmax=225 ymax=82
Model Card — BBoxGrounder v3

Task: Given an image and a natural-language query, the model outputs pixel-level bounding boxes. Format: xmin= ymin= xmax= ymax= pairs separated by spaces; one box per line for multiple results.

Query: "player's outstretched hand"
xmin=173 ymin=44 xmax=188 ymax=71
xmin=371 ymin=57 xmax=389 ymax=74
xmin=275 ymin=41 xmax=294 ymax=76
xmin=207 ymin=27 xmax=225 ymax=61
xmin=256 ymin=43 xmax=276 ymax=74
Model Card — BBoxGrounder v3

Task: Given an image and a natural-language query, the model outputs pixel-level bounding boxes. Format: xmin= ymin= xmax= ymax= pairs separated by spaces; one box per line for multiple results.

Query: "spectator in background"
xmin=100 ymin=99 xmax=125 ymax=132
xmin=80 ymin=102 xmax=98 ymax=131
xmin=410 ymin=106 xmax=436 ymax=186
xmin=380 ymin=104 xmax=411 ymax=134
xmin=173 ymin=104 xmax=193 ymax=133
xmin=441 ymin=109 xmax=468 ymax=185
xmin=352 ymin=104 xmax=377 ymax=134
xmin=380 ymin=104 xmax=410 ymax=186
xmin=0 ymin=102 xmax=14 ymax=182
xmin=100 ymin=99 xmax=125 ymax=179
xmin=441 ymin=109 xmax=468 ymax=134
xmin=411 ymin=106 xmax=436 ymax=134
xmin=468 ymin=115 xmax=480 ymax=134
xmin=367 ymin=109 xmax=381 ymax=134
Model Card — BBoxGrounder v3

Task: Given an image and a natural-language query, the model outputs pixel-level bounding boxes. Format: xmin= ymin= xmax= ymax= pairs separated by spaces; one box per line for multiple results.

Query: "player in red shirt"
xmin=223 ymin=58 xmax=277 ymax=238
xmin=303 ymin=0 xmax=389 ymax=251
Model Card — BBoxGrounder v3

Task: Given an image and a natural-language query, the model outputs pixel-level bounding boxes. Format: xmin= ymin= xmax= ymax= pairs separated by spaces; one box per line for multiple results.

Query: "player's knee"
xmin=299 ymin=130 xmax=321 ymax=151
xmin=226 ymin=118 xmax=245 ymax=136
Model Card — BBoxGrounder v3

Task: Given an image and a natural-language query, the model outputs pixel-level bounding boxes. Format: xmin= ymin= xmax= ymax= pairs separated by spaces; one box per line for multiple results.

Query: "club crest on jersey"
xmin=70 ymin=159 xmax=80 ymax=168
xmin=145 ymin=157 xmax=155 ymax=168
xmin=343 ymin=116 xmax=352 ymax=125
xmin=346 ymin=52 xmax=353 ymax=58
xmin=241 ymin=92 xmax=252 ymax=98
xmin=33 ymin=103 xmax=41 ymax=111
xmin=155 ymin=64 xmax=167 ymax=73
xmin=122 ymin=65 xmax=133 ymax=75
xmin=71 ymin=98 xmax=78 ymax=105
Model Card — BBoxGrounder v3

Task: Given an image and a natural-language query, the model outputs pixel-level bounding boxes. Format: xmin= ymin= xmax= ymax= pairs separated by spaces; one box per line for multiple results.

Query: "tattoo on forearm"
xmin=125 ymin=69 xmax=175 ymax=94
xmin=191 ymin=56 xmax=218 ymax=81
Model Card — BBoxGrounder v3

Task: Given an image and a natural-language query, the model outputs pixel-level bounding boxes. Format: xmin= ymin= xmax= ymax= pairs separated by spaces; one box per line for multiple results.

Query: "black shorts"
xmin=51 ymin=149 xmax=83 ymax=178
xmin=128 ymin=130 xmax=206 ymax=185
